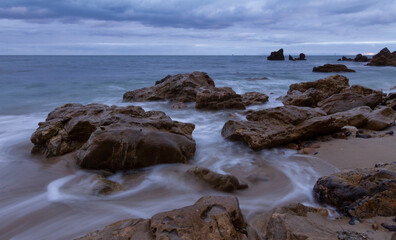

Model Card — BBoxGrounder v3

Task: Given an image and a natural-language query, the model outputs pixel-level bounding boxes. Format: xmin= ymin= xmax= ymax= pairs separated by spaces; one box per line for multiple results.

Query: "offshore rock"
xmin=367 ymin=48 xmax=396 ymax=67
xmin=31 ymin=103 xmax=196 ymax=171
xmin=185 ymin=166 xmax=248 ymax=192
xmin=267 ymin=49 xmax=285 ymax=60
xmin=313 ymin=162 xmax=396 ymax=219
xmin=123 ymin=71 xmax=215 ymax=102
xmin=195 ymin=87 xmax=246 ymax=110
xmin=77 ymin=196 xmax=259 ymax=240
xmin=354 ymin=54 xmax=370 ymax=62
xmin=313 ymin=64 xmax=355 ymax=72
xmin=241 ymin=92 xmax=269 ymax=106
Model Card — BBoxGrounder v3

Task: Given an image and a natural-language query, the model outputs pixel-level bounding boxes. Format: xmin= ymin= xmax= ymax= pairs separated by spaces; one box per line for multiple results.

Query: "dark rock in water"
xmin=339 ymin=56 xmax=354 ymax=61
xmin=354 ymin=54 xmax=370 ymax=62
xmin=185 ymin=166 xmax=248 ymax=192
xmin=31 ymin=104 xmax=196 ymax=171
xmin=90 ymin=175 xmax=123 ymax=195
xmin=171 ymin=102 xmax=187 ymax=110
xmin=288 ymin=55 xmax=294 ymax=61
xmin=123 ymin=71 xmax=215 ymax=102
xmin=282 ymin=74 xmax=350 ymax=107
xmin=267 ymin=48 xmax=285 ymax=60
xmin=246 ymin=76 xmax=269 ymax=80
xmin=241 ymin=92 xmax=269 ymax=106
xmin=313 ymin=162 xmax=396 ymax=219
xmin=367 ymin=48 xmax=396 ymax=67
xmin=298 ymin=53 xmax=306 ymax=60
xmin=313 ymin=64 xmax=356 ymax=72
xmin=195 ymin=87 xmax=245 ymax=110
xmin=77 ymin=196 xmax=259 ymax=240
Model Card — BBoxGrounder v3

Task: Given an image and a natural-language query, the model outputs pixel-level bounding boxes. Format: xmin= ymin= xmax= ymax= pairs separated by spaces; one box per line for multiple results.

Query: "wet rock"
xmin=241 ymin=92 xmax=269 ymax=106
xmin=123 ymin=71 xmax=215 ymax=102
xmin=313 ymin=64 xmax=356 ymax=72
xmin=90 ymin=175 xmax=123 ymax=195
xmin=222 ymin=106 xmax=370 ymax=150
xmin=336 ymin=230 xmax=372 ymax=240
xmin=185 ymin=166 xmax=248 ymax=192
xmin=354 ymin=54 xmax=370 ymax=62
xmin=282 ymin=74 xmax=350 ymax=107
xmin=171 ymin=102 xmax=187 ymax=110
xmin=367 ymin=48 xmax=396 ymax=67
xmin=31 ymin=104 xmax=196 ymax=171
xmin=267 ymin=48 xmax=285 ymax=60
xmin=195 ymin=87 xmax=246 ymax=110
xmin=313 ymin=162 xmax=396 ymax=219
xmin=77 ymin=196 xmax=259 ymax=240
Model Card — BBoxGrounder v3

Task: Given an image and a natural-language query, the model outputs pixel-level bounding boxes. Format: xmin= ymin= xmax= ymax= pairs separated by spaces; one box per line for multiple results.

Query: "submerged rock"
xmin=267 ymin=49 xmax=285 ymax=60
xmin=185 ymin=166 xmax=248 ymax=192
xmin=77 ymin=196 xmax=259 ymax=240
xmin=31 ymin=103 xmax=196 ymax=171
xmin=313 ymin=162 xmax=396 ymax=218
xmin=90 ymin=175 xmax=123 ymax=195
xmin=367 ymin=48 xmax=396 ymax=67
xmin=313 ymin=64 xmax=356 ymax=72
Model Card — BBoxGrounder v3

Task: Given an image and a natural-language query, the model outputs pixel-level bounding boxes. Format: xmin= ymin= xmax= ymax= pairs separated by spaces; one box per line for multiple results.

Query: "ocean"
xmin=0 ymin=55 xmax=395 ymax=239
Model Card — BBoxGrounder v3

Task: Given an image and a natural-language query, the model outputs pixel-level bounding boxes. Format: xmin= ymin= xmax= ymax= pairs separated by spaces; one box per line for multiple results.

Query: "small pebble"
xmin=372 ymin=223 xmax=378 ymax=230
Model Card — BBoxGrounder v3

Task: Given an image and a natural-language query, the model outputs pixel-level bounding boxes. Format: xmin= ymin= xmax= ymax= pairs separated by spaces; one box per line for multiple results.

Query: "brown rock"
xmin=354 ymin=54 xmax=370 ymax=62
xmin=171 ymin=102 xmax=187 ymax=110
xmin=77 ymin=196 xmax=259 ymax=240
xmin=195 ymin=87 xmax=246 ymax=110
xmin=241 ymin=92 xmax=269 ymax=106
xmin=364 ymin=106 xmax=396 ymax=130
xmin=313 ymin=162 xmax=396 ymax=218
xmin=31 ymin=104 xmax=196 ymax=171
xmin=90 ymin=175 xmax=123 ymax=195
xmin=267 ymin=48 xmax=285 ymax=60
xmin=282 ymin=75 xmax=350 ymax=107
xmin=123 ymin=72 xmax=215 ymax=102
xmin=185 ymin=166 xmax=247 ymax=192
xmin=313 ymin=64 xmax=355 ymax=72
xmin=367 ymin=48 xmax=396 ymax=67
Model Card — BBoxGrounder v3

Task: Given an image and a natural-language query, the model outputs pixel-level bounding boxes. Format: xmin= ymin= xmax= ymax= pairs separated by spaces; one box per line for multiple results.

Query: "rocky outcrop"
xmin=367 ymin=48 xmax=396 ymax=67
xmin=267 ymin=49 xmax=285 ymax=60
xmin=77 ymin=196 xmax=259 ymax=240
xmin=338 ymin=56 xmax=353 ymax=61
xmin=185 ymin=166 xmax=248 ymax=192
xmin=123 ymin=71 xmax=215 ymax=102
xmin=195 ymin=87 xmax=246 ymax=110
xmin=354 ymin=54 xmax=370 ymax=62
xmin=282 ymin=75 xmax=350 ymax=107
xmin=289 ymin=53 xmax=306 ymax=61
xmin=31 ymin=103 xmax=196 ymax=171
xmin=314 ymin=162 xmax=396 ymax=219
xmin=313 ymin=64 xmax=355 ymax=72
xmin=241 ymin=92 xmax=269 ymax=106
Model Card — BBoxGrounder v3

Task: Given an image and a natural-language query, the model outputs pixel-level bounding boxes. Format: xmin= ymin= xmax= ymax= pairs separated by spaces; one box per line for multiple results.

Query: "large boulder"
xmin=185 ymin=166 xmax=248 ymax=192
xmin=354 ymin=54 xmax=370 ymax=62
xmin=31 ymin=104 xmax=196 ymax=171
xmin=267 ymin=49 xmax=285 ymax=60
xmin=123 ymin=71 xmax=215 ymax=102
xmin=313 ymin=64 xmax=355 ymax=72
xmin=367 ymin=48 xmax=396 ymax=67
xmin=282 ymin=75 xmax=350 ymax=107
xmin=365 ymin=106 xmax=396 ymax=130
xmin=77 ymin=196 xmax=259 ymax=240
xmin=222 ymin=106 xmax=376 ymax=150
xmin=317 ymin=85 xmax=384 ymax=114
xmin=195 ymin=87 xmax=246 ymax=110
xmin=241 ymin=92 xmax=269 ymax=106
xmin=313 ymin=162 xmax=396 ymax=219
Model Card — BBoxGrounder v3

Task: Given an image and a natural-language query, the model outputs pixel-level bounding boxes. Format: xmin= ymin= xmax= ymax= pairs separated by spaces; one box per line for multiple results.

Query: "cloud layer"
xmin=1 ymin=0 xmax=395 ymax=54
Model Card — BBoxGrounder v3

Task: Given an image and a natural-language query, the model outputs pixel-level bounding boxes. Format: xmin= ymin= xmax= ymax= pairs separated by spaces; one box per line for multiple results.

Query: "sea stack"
xmin=267 ymin=48 xmax=285 ymax=60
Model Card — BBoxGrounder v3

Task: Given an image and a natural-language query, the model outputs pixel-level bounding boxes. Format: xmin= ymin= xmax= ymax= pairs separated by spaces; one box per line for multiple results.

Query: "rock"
xmin=246 ymin=77 xmax=269 ymax=80
xmin=282 ymin=75 xmax=350 ymax=107
xmin=382 ymin=223 xmax=396 ymax=232
xmin=267 ymin=48 xmax=285 ymax=60
xmin=171 ymin=102 xmax=187 ymax=110
xmin=313 ymin=162 xmax=396 ymax=219
xmin=364 ymin=106 xmax=396 ymax=130
xmin=185 ymin=166 xmax=248 ymax=192
xmin=339 ymin=56 xmax=354 ymax=61
xmin=313 ymin=64 xmax=356 ymax=72
xmin=288 ymin=55 xmax=294 ymax=61
xmin=354 ymin=54 xmax=370 ymax=62
xmin=337 ymin=231 xmax=372 ymax=240
xmin=241 ymin=92 xmax=269 ymax=106
xmin=31 ymin=104 xmax=196 ymax=171
xmin=123 ymin=71 xmax=215 ymax=102
xmin=298 ymin=53 xmax=306 ymax=60
xmin=341 ymin=126 xmax=359 ymax=137
xmin=90 ymin=175 xmax=123 ymax=195
xmin=317 ymin=86 xmax=384 ymax=114
xmin=195 ymin=87 xmax=246 ymax=110
xmin=367 ymin=48 xmax=396 ymax=67
xmin=77 ymin=196 xmax=259 ymax=240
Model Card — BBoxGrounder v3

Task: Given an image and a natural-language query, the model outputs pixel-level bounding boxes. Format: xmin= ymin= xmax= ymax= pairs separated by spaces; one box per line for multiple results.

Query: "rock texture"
xmin=313 ymin=64 xmax=355 ymax=72
xmin=241 ymin=92 xmax=269 ymax=106
xmin=313 ymin=162 xmax=396 ymax=218
xmin=77 ymin=196 xmax=259 ymax=240
xmin=367 ymin=48 xmax=396 ymax=67
xmin=185 ymin=166 xmax=248 ymax=192
xmin=31 ymin=103 xmax=196 ymax=171
xmin=267 ymin=49 xmax=285 ymax=60
xmin=123 ymin=71 xmax=215 ymax=102
xmin=195 ymin=87 xmax=246 ymax=110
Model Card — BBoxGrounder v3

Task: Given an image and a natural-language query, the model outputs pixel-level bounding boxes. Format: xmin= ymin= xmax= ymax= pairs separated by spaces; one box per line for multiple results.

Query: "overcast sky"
xmin=1 ymin=0 xmax=395 ymax=55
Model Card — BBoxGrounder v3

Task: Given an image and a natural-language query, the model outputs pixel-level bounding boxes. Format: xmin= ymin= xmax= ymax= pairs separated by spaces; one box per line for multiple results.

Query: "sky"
xmin=0 ymin=0 xmax=396 ymax=55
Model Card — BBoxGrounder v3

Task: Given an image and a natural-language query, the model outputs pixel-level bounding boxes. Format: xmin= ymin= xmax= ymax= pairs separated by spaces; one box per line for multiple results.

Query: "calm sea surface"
xmin=0 ymin=55 xmax=395 ymax=239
